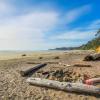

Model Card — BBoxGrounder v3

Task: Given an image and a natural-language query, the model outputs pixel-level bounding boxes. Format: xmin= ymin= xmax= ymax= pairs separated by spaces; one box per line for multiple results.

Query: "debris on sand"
xmin=39 ymin=57 xmax=43 ymax=59
xmin=34 ymin=69 xmax=84 ymax=83
xmin=0 ymin=50 xmax=100 ymax=99
xmin=22 ymin=54 xmax=27 ymax=57
xmin=84 ymin=53 xmax=100 ymax=61
xmin=27 ymin=62 xmax=41 ymax=64
xmin=54 ymin=56 xmax=60 ymax=59
xmin=73 ymin=64 xmax=92 ymax=67
xmin=59 ymin=63 xmax=92 ymax=67
xmin=59 ymin=62 xmax=71 ymax=67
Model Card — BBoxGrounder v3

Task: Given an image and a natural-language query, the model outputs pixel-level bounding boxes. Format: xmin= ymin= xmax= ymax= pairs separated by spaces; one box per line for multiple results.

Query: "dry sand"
xmin=0 ymin=50 xmax=100 ymax=100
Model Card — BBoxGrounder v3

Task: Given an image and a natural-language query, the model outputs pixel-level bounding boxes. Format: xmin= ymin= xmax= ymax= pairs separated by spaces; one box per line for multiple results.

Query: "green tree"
xmin=80 ymin=29 xmax=100 ymax=50
xmin=95 ymin=29 xmax=100 ymax=37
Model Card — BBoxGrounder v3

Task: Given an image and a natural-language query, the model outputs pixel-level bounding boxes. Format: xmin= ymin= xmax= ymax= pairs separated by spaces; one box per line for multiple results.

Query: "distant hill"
xmin=50 ymin=37 xmax=100 ymax=51
xmin=49 ymin=47 xmax=80 ymax=50
xmin=79 ymin=37 xmax=100 ymax=50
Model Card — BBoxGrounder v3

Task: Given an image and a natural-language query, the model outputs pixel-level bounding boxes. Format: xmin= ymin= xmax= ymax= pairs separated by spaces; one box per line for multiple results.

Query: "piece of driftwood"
xmin=26 ymin=78 xmax=100 ymax=95
xmin=85 ymin=78 xmax=100 ymax=85
xmin=59 ymin=63 xmax=71 ymax=67
xmin=73 ymin=64 xmax=92 ymax=67
xmin=84 ymin=53 xmax=100 ymax=61
xmin=20 ymin=63 xmax=47 ymax=76
xmin=27 ymin=62 xmax=41 ymax=64
xmin=59 ymin=63 xmax=91 ymax=67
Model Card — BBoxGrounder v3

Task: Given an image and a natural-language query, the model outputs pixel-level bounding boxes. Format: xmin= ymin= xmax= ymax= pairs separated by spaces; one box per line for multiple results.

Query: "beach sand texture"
xmin=0 ymin=50 xmax=100 ymax=100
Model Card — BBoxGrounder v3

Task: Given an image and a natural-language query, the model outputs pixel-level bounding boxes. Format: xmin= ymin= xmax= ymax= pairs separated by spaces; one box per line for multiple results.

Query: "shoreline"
xmin=0 ymin=50 xmax=94 ymax=60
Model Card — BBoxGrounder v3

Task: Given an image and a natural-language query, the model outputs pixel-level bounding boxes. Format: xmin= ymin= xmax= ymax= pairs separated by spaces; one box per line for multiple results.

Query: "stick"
xmin=73 ymin=64 xmax=92 ymax=67
xmin=20 ymin=63 xmax=47 ymax=76
xmin=26 ymin=78 xmax=100 ymax=95
xmin=27 ymin=62 xmax=40 ymax=64
xmin=59 ymin=63 xmax=92 ymax=67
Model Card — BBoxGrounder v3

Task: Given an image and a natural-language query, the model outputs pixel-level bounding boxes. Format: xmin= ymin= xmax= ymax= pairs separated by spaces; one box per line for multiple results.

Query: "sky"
xmin=0 ymin=0 xmax=100 ymax=50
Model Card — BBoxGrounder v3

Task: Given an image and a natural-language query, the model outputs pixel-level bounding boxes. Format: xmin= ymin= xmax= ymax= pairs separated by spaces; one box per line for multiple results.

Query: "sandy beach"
xmin=0 ymin=50 xmax=100 ymax=100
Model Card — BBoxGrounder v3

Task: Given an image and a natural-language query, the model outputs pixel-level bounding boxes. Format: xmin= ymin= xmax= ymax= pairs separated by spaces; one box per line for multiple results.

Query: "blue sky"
xmin=0 ymin=0 xmax=100 ymax=50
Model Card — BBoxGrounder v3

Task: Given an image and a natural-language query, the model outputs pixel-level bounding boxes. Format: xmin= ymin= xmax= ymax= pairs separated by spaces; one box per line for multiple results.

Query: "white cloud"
xmin=0 ymin=0 xmax=8 ymax=12
xmin=0 ymin=2 xmax=93 ymax=50
xmin=88 ymin=20 xmax=100 ymax=30
xmin=52 ymin=30 xmax=95 ymax=40
xmin=63 ymin=5 xmax=91 ymax=24
xmin=0 ymin=11 xmax=58 ymax=50
xmin=0 ymin=0 xmax=14 ymax=15
xmin=51 ymin=19 xmax=100 ymax=42
xmin=0 ymin=0 xmax=59 ymax=50
xmin=48 ymin=29 xmax=96 ymax=48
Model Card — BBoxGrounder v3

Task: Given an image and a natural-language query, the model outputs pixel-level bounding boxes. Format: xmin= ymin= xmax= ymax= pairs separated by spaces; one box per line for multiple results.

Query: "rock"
xmin=54 ymin=56 xmax=60 ymax=59
xmin=39 ymin=57 xmax=43 ymax=59
xmin=22 ymin=54 xmax=26 ymax=57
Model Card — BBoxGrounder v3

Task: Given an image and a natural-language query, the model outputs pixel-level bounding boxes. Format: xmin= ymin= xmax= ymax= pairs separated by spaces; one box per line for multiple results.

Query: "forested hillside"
xmin=80 ymin=37 xmax=100 ymax=50
xmin=80 ymin=29 xmax=100 ymax=50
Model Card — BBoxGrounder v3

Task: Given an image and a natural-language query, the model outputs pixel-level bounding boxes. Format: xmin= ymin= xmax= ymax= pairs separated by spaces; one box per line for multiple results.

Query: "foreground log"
xmin=84 ymin=53 xmax=100 ymax=61
xmin=20 ymin=63 xmax=47 ymax=76
xmin=84 ymin=78 xmax=100 ymax=85
xmin=26 ymin=78 xmax=100 ymax=95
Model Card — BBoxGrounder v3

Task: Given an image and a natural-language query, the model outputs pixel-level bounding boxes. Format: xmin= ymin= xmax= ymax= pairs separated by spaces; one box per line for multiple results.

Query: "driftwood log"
xmin=27 ymin=62 xmax=41 ymax=64
xmin=73 ymin=64 xmax=92 ymax=67
xmin=84 ymin=53 xmax=100 ymax=61
xmin=59 ymin=63 xmax=92 ymax=67
xmin=20 ymin=63 xmax=47 ymax=76
xmin=26 ymin=78 xmax=100 ymax=95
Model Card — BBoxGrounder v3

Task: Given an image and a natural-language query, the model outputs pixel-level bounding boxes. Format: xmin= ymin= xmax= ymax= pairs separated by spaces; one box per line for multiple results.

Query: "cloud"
xmin=0 ymin=0 xmax=59 ymax=50
xmin=0 ymin=1 xmax=93 ymax=50
xmin=50 ymin=19 xmax=100 ymax=47
xmin=63 ymin=5 xmax=91 ymax=24
xmin=53 ymin=18 xmax=100 ymax=42
xmin=0 ymin=0 xmax=9 ymax=12
xmin=0 ymin=11 xmax=58 ymax=50
xmin=49 ymin=17 xmax=100 ymax=48
xmin=88 ymin=20 xmax=100 ymax=30
xmin=0 ymin=0 xmax=14 ymax=15
xmin=48 ymin=30 xmax=96 ymax=48
xmin=52 ymin=30 xmax=95 ymax=40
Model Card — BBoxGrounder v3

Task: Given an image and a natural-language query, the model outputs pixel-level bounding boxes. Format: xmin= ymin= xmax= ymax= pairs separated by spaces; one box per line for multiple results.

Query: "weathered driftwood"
xmin=59 ymin=63 xmax=92 ymax=67
xmin=73 ymin=64 xmax=92 ymax=67
xmin=85 ymin=78 xmax=100 ymax=85
xmin=27 ymin=62 xmax=58 ymax=64
xmin=84 ymin=53 xmax=100 ymax=61
xmin=20 ymin=63 xmax=47 ymax=76
xmin=27 ymin=62 xmax=41 ymax=64
xmin=26 ymin=78 xmax=100 ymax=95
